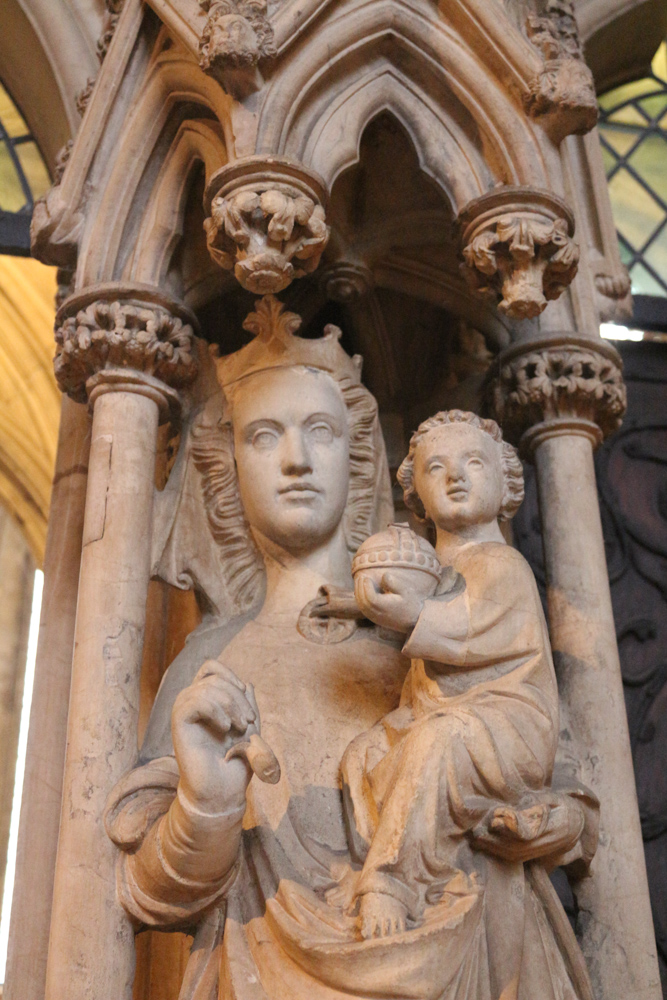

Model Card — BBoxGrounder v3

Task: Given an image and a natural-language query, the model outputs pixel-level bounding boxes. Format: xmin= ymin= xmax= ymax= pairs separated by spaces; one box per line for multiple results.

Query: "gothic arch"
xmin=257 ymin=0 xmax=554 ymax=210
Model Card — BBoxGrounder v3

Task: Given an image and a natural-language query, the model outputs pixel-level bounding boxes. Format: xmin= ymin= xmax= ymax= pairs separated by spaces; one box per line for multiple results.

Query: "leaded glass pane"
xmin=0 ymin=145 xmax=26 ymax=212
xmin=15 ymin=142 xmax=50 ymax=201
xmin=599 ymin=41 xmax=667 ymax=300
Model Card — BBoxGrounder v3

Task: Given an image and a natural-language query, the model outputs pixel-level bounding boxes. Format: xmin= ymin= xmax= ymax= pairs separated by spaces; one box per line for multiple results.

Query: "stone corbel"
xmin=198 ymin=0 xmax=276 ymax=98
xmin=54 ymin=283 xmax=199 ymax=412
xmin=488 ymin=336 xmax=626 ymax=453
xmin=204 ymin=156 xmax=330 ymax=294
xmin=459 ymin=188 xmax=579 ymax=321
xmin=525 ymin=0 xmax=598 ymax=143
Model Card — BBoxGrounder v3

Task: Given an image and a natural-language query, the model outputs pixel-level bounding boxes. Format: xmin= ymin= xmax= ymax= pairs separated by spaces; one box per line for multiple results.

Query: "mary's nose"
xmin=281 ymin=429 xmax=312 ymax=476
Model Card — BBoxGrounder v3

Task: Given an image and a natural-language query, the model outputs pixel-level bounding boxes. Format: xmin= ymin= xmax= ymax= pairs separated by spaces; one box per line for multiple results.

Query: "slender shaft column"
xmin=493 ymin=338 xmax=661 ymax=1000
xmin=0 ymin=508 xmax=35 ymax=907
xmin=4 ymin=397 xmax=89 ymax=1000
xmin=41 ymin=285 xmax=197 ymax=1000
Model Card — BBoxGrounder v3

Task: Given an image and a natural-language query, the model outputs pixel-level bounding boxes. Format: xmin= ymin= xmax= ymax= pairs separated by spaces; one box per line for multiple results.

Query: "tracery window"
xmin=0 ymin=82 xmax=50 ymax=256
xmin=599 ymin=42 xmax=667 ymax=330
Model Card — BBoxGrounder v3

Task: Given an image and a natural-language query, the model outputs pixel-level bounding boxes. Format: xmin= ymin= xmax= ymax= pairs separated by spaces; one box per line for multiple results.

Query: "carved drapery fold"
xmin=54 ymin=285 xmax=199 ymax=407
xmin=459 ymin=189 xmax=579 ymax=321
xmin=525 ymin=0 xmax=598 ymax=142
xmin=489 ymin=337 xmax=627 ymax=451
xmin=204 ymin=157 xmax=330 ymax=294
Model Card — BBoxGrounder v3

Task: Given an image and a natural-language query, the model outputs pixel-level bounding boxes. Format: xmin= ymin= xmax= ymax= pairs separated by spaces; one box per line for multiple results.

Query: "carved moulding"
xmin=204 ymin=156 xmax=330 ymax=294
xmin=198 ymin=0 xmax=276 ymax=97
xmin=525 ymin=0 xmax=598 ymax=142
xmin=489 ymin=336 xmax=627 ymax=453
xmin=54 ymin=283 xmax=199 ymax=412
xmin=459 ymin=188 xmax=579 ymax=321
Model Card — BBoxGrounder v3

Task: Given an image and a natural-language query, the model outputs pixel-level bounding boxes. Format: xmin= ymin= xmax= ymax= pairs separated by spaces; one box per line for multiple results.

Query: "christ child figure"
xmin=338 ymin=410 xmax=564 ymax=941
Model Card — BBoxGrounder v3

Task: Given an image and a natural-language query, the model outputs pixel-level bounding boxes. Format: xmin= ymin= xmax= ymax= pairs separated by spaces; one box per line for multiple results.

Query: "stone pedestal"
xmin=493 ymin=338 xmax=662 ymax=1000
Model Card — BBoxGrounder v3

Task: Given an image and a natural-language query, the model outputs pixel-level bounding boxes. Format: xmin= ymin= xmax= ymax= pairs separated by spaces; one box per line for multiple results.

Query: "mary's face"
xmin=231 ymin=367 xmax=350 ymax=552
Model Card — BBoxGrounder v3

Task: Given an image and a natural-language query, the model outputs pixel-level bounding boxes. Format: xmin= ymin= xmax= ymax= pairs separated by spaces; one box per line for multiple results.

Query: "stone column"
xmin=492 ymin=337 xmax=662 ymax=1000
xmin=4 ymin=397 xmax=89 ymax=1000
xmin=42 ymin=284 xmax=197 ymax=1000
xmin=0 ymin=507 xmax=35 ymax=907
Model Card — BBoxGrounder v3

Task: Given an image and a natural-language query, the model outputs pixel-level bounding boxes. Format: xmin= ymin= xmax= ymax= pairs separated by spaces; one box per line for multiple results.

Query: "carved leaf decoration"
xmin=261 ymin=190 xmax=296 ymax=242
xmin=242 ymin=293 xmax=302 ymax=344
xmin=464 ymin=231 xmax=498 ymax=275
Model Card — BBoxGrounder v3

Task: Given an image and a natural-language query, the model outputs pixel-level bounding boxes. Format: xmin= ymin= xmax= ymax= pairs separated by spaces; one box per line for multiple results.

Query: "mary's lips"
xmin=278 ymin=483 xmax=321 ymax=494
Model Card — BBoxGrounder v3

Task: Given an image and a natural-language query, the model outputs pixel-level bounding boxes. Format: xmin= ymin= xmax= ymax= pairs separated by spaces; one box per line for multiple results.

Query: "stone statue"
xmin=105 ymin=303 xmax=598 ymax=1000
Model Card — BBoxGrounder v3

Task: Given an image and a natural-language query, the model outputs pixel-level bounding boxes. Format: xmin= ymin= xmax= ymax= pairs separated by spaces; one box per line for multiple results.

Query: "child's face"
xmin=413 ymin=423 xmax=504 ymax=533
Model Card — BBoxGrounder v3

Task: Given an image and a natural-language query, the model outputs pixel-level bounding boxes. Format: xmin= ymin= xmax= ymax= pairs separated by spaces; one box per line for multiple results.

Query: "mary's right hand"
xmin=171 ymin=659 xmax=259 ymax=813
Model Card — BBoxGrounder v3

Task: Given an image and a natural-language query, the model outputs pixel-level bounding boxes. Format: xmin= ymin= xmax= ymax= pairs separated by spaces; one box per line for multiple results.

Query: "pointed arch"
xmin=257 ymin=0 xmax=553 ymax=212
xmin=77 ymin=46 xmax=232 ymax=287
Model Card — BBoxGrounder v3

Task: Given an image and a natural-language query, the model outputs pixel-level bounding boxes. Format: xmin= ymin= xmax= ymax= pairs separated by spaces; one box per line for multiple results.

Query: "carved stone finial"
xmin=525 ymin=0 xmax=598 ymax=141
xmin=489 ymin=338 xmax=626 ymax=451
xmin=54 ymin=285 xmax=199 ymax=405
xmin=198 ymin=0 xmax=276 ymax=86
xmin=215 ymin=294 xmax=362 ymax=397
xmin=459 ymin=188 xmax=579 ymax=320
xmin=204 ymin=157 xmax=330 ymax=294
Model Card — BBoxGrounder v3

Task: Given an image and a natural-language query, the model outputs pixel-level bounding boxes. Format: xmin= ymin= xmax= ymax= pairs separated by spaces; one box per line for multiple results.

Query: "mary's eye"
xmin=252 ymin=429 xmax=278 ymax=449
xmin=310 ymin=423 xmax=334 ymax=444
xmin=468 ymin=457 xmax=484 ymax=469
xmin=427 ymin=462 xmax=444 ymax=473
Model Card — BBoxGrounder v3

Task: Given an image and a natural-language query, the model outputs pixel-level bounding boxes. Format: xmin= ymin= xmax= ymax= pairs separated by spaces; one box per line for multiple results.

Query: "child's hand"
xmin=354 ymin=572 xmax=425 ymax=634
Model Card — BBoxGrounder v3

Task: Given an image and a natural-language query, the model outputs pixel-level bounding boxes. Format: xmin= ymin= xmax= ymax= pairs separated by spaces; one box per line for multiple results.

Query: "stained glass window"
xmin=0 ymin=82 xmax=51 ymax=256
xmin=599 ymin=43 xmax=667 ymax=305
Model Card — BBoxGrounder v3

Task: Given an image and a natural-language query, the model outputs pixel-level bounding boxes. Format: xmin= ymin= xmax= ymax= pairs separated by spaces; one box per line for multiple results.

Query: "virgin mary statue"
xmin=105 ymin=296 xmax=597 ymax=1000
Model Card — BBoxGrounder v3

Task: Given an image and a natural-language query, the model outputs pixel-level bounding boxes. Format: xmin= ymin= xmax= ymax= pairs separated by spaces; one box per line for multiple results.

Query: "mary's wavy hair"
xmin=190 ymin=368 xmax=382 ymax=612
xmin=397 ymin=409 xmax=524 ymax=523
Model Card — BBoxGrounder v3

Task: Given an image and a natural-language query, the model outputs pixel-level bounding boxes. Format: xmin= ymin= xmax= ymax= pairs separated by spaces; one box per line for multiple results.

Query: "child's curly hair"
xmin=397 ymin=410 xmax=524 ymax=523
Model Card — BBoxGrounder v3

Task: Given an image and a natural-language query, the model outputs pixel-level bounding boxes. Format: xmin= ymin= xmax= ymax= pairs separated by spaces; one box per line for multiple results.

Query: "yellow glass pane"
xmin=608 ymin=168 xmax=665 ymax=248
xmin=607 ymin=104 xmax=650 ymax=127
xmin=639 ymin=94 xmax=667 ymax=121
xmin=601 ymin=144 xmax=616 ymax=174
xmin=599 ymin=124 xmax=641 ymax=157
xmin=599 ymin=78 xmax=657 ymax=112
xmin=630 ymin=262 xmax=667 ymax=297
xmin=653 ymin=42 xmax=667 ymax=84
xmin=0 ymin=82 xmax=28 ymax=139
xmin=628 ymin=134 xmax=667 ymax=205
xmin=644 ymin=227 xmax=667 ymax=290
xmin=15 ymin=142 xmax=50 ymax=199
xmin=0 ymin=143 xmax=26 ymax=211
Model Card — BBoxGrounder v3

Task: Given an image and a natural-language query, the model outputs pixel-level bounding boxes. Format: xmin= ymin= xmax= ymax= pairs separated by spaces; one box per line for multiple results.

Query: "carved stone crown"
xmin=215 ymin=295 xmax=362 ymax=395
xmin=352 ymin=523 xmax=441 ymax=581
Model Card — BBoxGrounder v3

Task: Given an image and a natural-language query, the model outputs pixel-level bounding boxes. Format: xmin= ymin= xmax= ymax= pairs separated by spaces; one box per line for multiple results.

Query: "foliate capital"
xmin=489 ymin=337 xmax=627 ymax=450
xmin=54 ymin=284 xmax=199 ymax=405
xmin=204 ymin=156 xmax=330 ymax=294
xmin=459 ymin=188 xmax=579 ymax=321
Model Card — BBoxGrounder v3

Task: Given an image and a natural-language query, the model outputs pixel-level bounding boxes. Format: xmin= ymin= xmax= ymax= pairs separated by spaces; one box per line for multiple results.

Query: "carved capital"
xmin=204 ymin=157 xmax=330 ymax=294
xmin=198 ymin=0 xmax=276 ymax=94
xmin=489 ymin=337 xmax=626 ymax=450
xmin=459 ymin=188 xmax=579 ymax=320
xmin=525 ymin=1 xmax=598 ymax=142
xmin=54 ymin=284 xmax=199 ymax=406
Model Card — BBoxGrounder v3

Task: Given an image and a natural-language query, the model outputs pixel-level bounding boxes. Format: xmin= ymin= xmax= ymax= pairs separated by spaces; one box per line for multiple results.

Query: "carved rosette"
xmin=54 ymin=285 xmax=199 ymax=407
xmin=459 ymin=188 xmax=579 ymax=320
xmin=490 ymin=338 xmax=627 ymax=451
xmin=525 ymin=0 xmax=598 ymax=141
xmin=204 ymin=157 xmax=330 ymax=294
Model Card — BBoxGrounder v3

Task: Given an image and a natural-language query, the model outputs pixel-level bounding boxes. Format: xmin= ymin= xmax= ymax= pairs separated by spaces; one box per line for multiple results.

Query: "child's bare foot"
xmin=359 ymin=892 xmax=408 ymax=939
xmin=490 ymin=802 xmax=550 ymax=841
